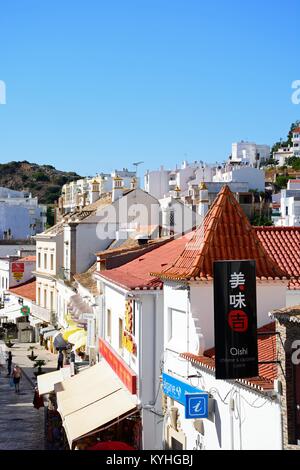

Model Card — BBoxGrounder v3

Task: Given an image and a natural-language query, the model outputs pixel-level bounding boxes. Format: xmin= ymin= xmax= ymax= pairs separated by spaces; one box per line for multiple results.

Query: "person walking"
xmin=12 ymin=364 xmax=22 ymax=393
xmin=57 ymin=350 xmax=64 ymax=370
xmin=6 ymin=351 xmax=12 ymax=376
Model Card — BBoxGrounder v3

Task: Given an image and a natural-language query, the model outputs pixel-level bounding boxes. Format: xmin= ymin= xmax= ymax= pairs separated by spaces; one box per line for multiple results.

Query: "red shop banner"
xmin=99 ymin=338 xmax=137 ymax=395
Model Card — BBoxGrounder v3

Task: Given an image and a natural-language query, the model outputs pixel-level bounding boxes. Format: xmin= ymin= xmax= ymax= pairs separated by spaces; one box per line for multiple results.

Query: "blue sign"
xmin=162 ymin=372 xmax=207 ymax=407
xmin=185 ymin=393 xmax=209 ymax=419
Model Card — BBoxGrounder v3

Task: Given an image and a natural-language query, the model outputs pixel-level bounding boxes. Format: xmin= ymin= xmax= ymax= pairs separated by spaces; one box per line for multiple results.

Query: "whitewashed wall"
xmin=163 ymin=352 xmax=282 ymax=450
xmin=101 ymin=281 xmax=164 ymax=449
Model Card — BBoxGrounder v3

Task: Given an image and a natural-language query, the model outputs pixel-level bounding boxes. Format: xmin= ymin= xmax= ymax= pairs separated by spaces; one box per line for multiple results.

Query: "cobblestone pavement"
xmin=0 ymin=341 xmax=57 ymax=450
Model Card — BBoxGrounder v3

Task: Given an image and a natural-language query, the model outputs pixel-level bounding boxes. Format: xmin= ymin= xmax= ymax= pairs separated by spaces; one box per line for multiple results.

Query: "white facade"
xmin=231 ymin=141 xmax=270 ymax=166
xmin=0 ymin=187 xmax=46 ymax=240
xmin=162 ymin=279 xmax=287 ymax=449
xmin=272 ymin=128 xmax=300 ymax=165
xmin=213 ymin=166 xmax=265 ymax=192
xmin=0 ymin=257 xmax=36 ymax=301
xmin=61 ymin=168 xmax=138 ymax=213
xmin=273 ymin=180 xmax=300 ymax=226
xmin=97 ymin=279 xmax=164 ymax=450
xmin=145 ymin=161 xmax=217 ymax=200
xmin=159 ymin=196 xmax=201 ymax=236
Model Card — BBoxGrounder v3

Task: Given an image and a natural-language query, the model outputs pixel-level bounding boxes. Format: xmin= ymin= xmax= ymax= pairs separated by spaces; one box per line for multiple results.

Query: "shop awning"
xmin=43 ymin=329 xmax=60 ymax=339
xmin=40 ymin=325 xmax=56 ymax=334
xmin=53 ymin=332 xmax=69 ymax=350
xmin=55 ymin=361 xmax=137 ymax=448
xmin=37 ymin=367 xmax=72 ymax=395
xmin=62 ymin=327 xmax=83 ymax=341
xmin=30 ymin=317 xmax=43 ymax=326
xmin=67 ymin=330 xmax=87 ymax=350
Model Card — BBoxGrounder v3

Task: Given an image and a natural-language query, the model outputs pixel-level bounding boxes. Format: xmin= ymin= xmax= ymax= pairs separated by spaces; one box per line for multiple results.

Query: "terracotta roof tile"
xmin=154 ymin=186 xmax=288 ymax=281
xmin=97 ymin=232 xmax=194 ymax=291
xmin=181 ymin=322 xmax=277 ymax=391
xmin=18 ymin=256 xmax=36 ymax=262
xmin=255 ymin=226 xmax=300 ymax=289
xmin=9 ymin=279 xmax=36 ymax=302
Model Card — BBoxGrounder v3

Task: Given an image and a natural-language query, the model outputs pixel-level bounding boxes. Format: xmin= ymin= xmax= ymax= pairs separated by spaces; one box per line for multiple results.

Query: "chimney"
xmin=112 ymin=175 xmax=124 ymax=202
xmin=90 ymin=179 xmax=100 ymax=203
xmin=198 ymin=182 xmax=209 ymax=219
xmin=131 ymin=177 xmax=137 ymax=190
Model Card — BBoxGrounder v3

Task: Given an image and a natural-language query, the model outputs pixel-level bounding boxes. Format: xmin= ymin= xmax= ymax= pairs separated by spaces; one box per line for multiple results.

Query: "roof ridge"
xmin=153 ymin=185 xmax=288 ymax=281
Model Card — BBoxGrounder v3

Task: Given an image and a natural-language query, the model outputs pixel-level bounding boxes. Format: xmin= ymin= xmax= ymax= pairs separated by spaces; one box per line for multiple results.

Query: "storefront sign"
xmin=185 ymin=393 xmax=209 ymax=419
xmin=162 ymin=372 xmax=206 ymax=407
xmin=213 ymin=260 xmax=258 ymax=380
xmin=123 ymin=300 xmax=137 ymax=355
xmin=99 ymin=338 xmax=137 ymax=394
xmin=12 ymin=262 xmax=25 ymax=282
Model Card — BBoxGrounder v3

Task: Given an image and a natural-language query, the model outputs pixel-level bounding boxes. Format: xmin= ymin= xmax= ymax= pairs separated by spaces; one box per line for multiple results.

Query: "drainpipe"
xmin=229 ymin=391 xmax=235 ymax=450
xmin=187 ymin=286 xmax=190 ymax=377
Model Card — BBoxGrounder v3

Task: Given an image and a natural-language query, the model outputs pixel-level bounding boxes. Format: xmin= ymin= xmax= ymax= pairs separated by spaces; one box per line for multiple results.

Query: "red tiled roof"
xmin=293 ymin=127 xmax=300 ymax=134
xmin=181 ymin=322 xmax=277 ymax=392
xmin=97 ymin=232 xmax=195 ymax=291
xmin=18 ymin=256 xmax=36 ymax=262
xmin=9 ymin=279 xmax=36 ymax=302
xmin=154 ymin=186 xmax=288 ymax=282
xmin=255 ymin=226 xmax=300 ymax=289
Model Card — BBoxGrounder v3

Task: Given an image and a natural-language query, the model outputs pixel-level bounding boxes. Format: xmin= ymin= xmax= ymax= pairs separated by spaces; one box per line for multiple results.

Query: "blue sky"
xmin=0 ymin=0 xmax=299 ymax=177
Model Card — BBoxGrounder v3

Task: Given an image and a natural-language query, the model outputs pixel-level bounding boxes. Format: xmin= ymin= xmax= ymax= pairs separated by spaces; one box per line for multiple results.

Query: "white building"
xmin=213 ymin=166 xmax=265 ymax=192
xmin=60 ymin=168 xmax=138 ymax=215
xmin=273 ymin=127 xmax=300 ymax=165
xmin=34 ymin=177 xmax=162 ymax=330
xmin=95 ymin=232 xmax=193 ymax=449
xmin=231 ymin=141 xmax=270 ymax=166
xmin=153 ymin=186 xmax=289 ymax=450
xmin=273 ymin=179 xmax=300 ymax=226
xmin=0 ymin=187 xmax=47 ymax=240
xmin=0 ymin=255 xmax=36 ymax=301
xmin=144 ymin=161 xmax=216 ymax=200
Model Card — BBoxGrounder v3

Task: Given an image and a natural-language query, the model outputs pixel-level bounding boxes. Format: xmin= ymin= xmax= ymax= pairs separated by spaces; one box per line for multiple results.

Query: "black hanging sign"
xmin=213 ymin=260 xmax=258 ymax=380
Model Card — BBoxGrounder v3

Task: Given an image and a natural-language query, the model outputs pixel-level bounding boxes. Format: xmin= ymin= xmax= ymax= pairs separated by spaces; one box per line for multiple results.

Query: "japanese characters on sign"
xmin=213 ymin=260 xmax=258 ymax=380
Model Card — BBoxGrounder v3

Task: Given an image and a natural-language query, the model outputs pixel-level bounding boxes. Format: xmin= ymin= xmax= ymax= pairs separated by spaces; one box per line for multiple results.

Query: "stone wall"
xmin=276 ymin=320 xmax=300 ymax=449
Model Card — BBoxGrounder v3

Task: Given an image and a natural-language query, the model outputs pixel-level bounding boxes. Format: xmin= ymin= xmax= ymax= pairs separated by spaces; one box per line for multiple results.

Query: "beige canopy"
xmin=55 ymin=361 xmax=137 ymax=448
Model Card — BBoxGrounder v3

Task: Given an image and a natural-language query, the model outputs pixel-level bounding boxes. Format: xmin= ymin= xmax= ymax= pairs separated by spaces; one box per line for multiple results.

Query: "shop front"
xmin=162 ymin=372 xmax=210 ymax=450
xmin=54 ymin=360 xmax=140 ymax=450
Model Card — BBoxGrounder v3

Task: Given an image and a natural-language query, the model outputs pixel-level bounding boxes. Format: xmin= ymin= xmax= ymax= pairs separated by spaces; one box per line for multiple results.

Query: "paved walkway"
xmin=0 ymin=341 xmax=57 ymax=450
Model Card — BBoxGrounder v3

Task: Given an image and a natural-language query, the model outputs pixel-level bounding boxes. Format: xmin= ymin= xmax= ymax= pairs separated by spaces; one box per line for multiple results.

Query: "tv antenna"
xmin=133 ymin=161 xmax=144 ymax=176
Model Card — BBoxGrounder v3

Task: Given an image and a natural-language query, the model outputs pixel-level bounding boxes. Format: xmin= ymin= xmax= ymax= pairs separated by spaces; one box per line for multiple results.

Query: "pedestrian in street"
xmin=57 ymin=350 xmax=64 ymax=370
xmin=6 ymin=351 xmax=12 ymax=376
xmin=12 ymin=364 xmax=22 ymax=393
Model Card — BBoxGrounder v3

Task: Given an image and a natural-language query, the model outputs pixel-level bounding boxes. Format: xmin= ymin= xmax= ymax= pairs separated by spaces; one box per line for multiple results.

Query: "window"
xmin=169 ymin=210 xmax=175 ymax=227
xmin=50 ymin=291 xmax=54 ymax=312
xmin=107 ymin=309 xmax=111 ymax=340
xmin=5 ymin=278 xmax=8 ymax=289
xmin=119 ymin=318 xmax=123 ymax=350
xmin=37 ymin=287 xmax=41 ymax=305
xmin=168 ymin=308 xmax=187 ymax=349
xmin=44 ymin=253 xmax=47 ymax=270
xmin=132 ymin=301 xmax=140 ymax=337
xmin=44 ymin=289 xmax=47 ymax=308
xmin=38 ymin=252 xmax=41 ymax=269
xmin=50 ymin=254 xmax=54 ymax=271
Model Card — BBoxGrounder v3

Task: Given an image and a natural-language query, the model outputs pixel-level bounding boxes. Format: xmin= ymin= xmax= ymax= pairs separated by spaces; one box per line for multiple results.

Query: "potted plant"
xmin=33 ymin=359 xmax=46 ymax=377
xmin=27 ymin=346 xmax=38 ymax=361
xmin=4 ymin=339 xmax=15 ymax=348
